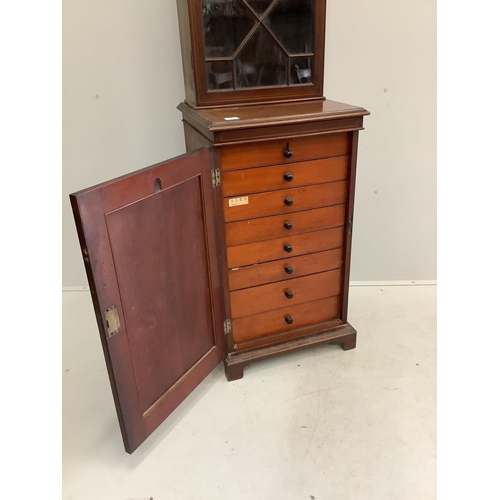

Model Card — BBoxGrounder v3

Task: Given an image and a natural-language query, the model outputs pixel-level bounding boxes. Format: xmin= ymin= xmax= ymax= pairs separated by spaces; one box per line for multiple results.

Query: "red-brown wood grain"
xmin=220 ymin=132 xmax=349 ymax=171
xmin=178 ymin=99 xmax=369 ymax=146
xmin=70 ymin=149 xmax=225 ymax=453
xmin=228 ymin=248 xmax=344 ymax=291
xmin=221 ymin=156 xmax=349 ymax=197
xmin=217 ymin=117 xmax=363 ymax=144
xmin=230 ymin=269 xmax=342 ymax=318
xmin=223 ymin=181 xmax=347 ymax=222
xmin=341 ymin=131 xmax=359 ymax=323
xmin=232 ymin=295 xmax=341 ymax=344
xmin=227 ymin=322 xmax=355 ymax=377
xmin=225 ymin=205 xmax=345 ymax=247
xmin=226 ymin=226 xmax=344 ymax=268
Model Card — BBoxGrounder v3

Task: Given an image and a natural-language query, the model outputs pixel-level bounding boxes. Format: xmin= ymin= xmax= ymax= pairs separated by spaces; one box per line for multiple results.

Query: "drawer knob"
xmin=284 ymin=290 xmax=294 ymax=299
xmin=285 ymin=315 xmax=294 ymax=324
xmin=283 ymin=244 xmax=293 ymax=253
xmin=284 ymin=221 xmax=293 ymax=230
xmin=284 ymin=143 xmax=294 ymax=159
xmin=284 ymin=197 xmax=294 ymax=206
xmin=283 ymin=172 xmax=294 ymax=182
xmin=284 ymin=265 xmax=294 ymax=274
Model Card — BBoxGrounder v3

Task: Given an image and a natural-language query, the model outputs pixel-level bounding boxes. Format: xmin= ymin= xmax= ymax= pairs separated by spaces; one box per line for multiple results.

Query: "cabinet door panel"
xmin=70 ymin=149 xmax=224 ymax=454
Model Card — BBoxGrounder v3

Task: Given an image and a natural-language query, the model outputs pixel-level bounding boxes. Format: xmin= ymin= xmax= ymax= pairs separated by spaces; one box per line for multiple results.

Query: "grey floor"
xmin=62 ymin=285 xmax=436 ymax=500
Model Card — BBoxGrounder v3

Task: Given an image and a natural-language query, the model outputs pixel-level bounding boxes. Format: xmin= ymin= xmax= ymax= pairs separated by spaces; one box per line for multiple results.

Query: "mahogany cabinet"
xmin=69 ymin=0 xmax=369 ymax=453
xmin=177 ymin=99 xmax=369 ymax=381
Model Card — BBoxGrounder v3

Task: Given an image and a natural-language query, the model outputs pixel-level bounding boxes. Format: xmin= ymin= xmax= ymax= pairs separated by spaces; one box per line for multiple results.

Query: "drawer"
xmin=230 ymin=269 xmax=343 ymax=318
xmin=223 ymin=181 xmax=347 ymax=223
xmin=221 ymin=156 xmax=349 ymax=197
xmin=219 ymin=132 xmax=350 ymax=171
xmin=232 ymin=296 xmax=342 ymax=345
xmin=228 ymin=249 xmax=344 ymax=291
xmin=225 ymin=205 xmax=346 ymax=247
xmin=227 ymin=227 xmax=344 ymax=268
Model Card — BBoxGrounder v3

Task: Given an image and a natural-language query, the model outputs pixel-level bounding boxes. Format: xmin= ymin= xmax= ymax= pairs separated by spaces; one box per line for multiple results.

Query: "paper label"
xmin=224 ymin=116 xmax=240 ymax=121
xmin=228 ymin=196 xmax=249 ymax=207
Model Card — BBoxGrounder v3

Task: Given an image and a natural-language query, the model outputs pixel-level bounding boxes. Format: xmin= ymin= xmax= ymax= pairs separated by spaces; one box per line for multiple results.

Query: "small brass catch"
xmin=211 ymin=169 xmax=221 ymax=188
xmin=105 ymin=306 xmax=121 ymax=338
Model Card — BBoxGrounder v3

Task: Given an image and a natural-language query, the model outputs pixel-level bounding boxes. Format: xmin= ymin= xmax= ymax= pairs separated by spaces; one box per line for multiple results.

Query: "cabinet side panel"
xmin=183 ymin=122 xmax=212 ymax=152
xmin=341 ymin=131 xmax=358 ymax=322
xmin=176 ymin=0 xmax=197 ymax=105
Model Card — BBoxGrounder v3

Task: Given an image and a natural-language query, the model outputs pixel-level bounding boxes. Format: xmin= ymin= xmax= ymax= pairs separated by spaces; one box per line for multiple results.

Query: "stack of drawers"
xmin=220 ymin=132 xmax=351 ymax=351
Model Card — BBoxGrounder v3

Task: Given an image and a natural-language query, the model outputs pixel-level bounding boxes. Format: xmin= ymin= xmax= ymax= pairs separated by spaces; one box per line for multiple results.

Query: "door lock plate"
xmin=105 ymin=306 xmax=121 ymax=338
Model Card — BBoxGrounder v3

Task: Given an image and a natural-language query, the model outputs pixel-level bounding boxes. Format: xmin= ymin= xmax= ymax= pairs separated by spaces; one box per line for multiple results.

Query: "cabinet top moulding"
xmin=178 ymin=98 xmax=370 ymax=145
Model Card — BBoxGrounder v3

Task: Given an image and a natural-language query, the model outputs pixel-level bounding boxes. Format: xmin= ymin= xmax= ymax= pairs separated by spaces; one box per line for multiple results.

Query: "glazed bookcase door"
xmin=70 ymin=149 xmax=226 ymax=453
xmin=180 ymin=0 xmax=326 ymax=107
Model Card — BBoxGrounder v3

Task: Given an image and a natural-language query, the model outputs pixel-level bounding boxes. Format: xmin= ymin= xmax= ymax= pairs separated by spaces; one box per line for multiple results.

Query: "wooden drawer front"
xmin=230 ymin=269 xmax=342 ymax=318
xmin=227 ymin=227 xmax=344 ymax=268
xmin=232 ymin=296 xmax=342 ymax=344
xmin=224 ymin=181 xmax=347 ymax=223
xmin=225 ymin=205 xmax=345 ymax=247
xmin=229 ymin=249 xmax=344 ymax=291
xmin=220 ymin=132 xmax=350 ymax=171
xmin=221 ymin=156 xmax=349 ymax=197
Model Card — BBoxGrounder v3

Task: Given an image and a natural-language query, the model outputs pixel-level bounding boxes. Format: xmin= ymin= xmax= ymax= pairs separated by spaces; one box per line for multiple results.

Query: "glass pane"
xmin=206 ymin=61 xmax=233 ymax=90
xmin=202 ymin=0 xmax=256 ymax=58
xmin=264 ymin=0 xmax=313 ymax=54
xmin=246 ymin=0 xmax=273 ymax=15
xmin=291 ymin=57 xmax=312 ymax=84
xmin=236 ymin=26 xmax=286 ymax=88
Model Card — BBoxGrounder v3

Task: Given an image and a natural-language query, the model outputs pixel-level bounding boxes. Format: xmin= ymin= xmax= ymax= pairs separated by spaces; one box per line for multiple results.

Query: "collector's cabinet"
xmin=70 ymin=0 xmax=369 ymax=453
xmin=178 ymin=100 xmax=368 ymax=381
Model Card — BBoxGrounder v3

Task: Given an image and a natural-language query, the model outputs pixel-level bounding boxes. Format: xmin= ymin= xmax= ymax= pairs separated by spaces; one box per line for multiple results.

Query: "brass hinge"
xmin=347 ymin=214 xmax=353 ymax=235
xmin=223 ymin=319 xmax=231 ymax=335
xmin=211 ymin=168 xmax=221 ymax=188
xmin=105 ymin=306 xmax=121 ymax=338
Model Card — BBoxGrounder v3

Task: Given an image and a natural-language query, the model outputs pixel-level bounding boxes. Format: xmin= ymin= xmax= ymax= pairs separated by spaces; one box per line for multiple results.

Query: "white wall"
xmin=325 ymin=0 xmax=436 ymax=280
xmin=62 ymin=0 xmax=436 ymax=286
xmin=62 ymin=0 xmax=186 ymax=286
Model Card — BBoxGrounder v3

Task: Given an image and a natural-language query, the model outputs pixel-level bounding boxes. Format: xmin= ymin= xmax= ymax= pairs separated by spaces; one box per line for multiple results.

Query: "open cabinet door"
xmin=70 ymin=149 xmax=225 ymax=453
